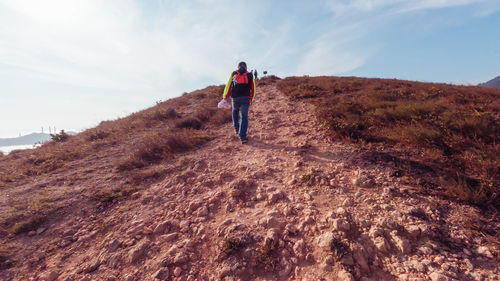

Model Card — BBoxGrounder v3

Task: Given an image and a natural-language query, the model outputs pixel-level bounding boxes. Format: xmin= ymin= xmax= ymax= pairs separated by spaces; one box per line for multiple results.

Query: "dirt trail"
xmin=2 ymin=83 xmax=499 ymax=281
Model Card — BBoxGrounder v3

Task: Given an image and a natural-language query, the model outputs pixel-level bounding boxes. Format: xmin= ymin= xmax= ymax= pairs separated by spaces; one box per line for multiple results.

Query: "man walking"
xmin=222 ymin=61 xmax=256 ymax=144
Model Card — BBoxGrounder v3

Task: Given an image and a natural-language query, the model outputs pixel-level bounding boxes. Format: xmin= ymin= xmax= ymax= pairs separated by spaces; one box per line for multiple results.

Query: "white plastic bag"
xmin=218 ymin=99 xmax=231 ymax=109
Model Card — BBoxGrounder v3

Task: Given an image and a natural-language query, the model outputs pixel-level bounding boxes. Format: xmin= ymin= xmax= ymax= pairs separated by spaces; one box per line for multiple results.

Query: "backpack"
xmin=233 ymin=71 xmax=249 ymax=86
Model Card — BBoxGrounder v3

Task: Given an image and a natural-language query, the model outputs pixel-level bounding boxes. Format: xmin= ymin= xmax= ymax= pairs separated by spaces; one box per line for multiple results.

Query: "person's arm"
xmin=222 ymin=72 xmax=234 ymax=100
xmin=250 ymin=76 xmax=256 ymax=104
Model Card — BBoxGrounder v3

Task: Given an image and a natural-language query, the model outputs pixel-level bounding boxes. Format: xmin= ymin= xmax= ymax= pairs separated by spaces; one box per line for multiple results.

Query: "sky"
xmin=0 ymin=0 xmax=499 ymax=138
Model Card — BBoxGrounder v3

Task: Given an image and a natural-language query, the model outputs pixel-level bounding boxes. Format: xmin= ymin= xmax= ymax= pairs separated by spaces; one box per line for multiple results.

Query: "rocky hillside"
xmin=0 ymin=77 xmax=498 ymax=281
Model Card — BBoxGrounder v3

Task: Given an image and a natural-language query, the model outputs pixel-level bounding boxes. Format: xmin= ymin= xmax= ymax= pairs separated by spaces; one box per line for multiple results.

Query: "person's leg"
xmin=238 ymin=97 xmax=250 ymax=140
xmin=232 ymin=98 xmax=240 ymax=132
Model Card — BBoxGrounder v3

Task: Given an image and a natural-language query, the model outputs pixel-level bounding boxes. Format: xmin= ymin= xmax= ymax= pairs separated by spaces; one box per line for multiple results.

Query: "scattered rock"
xmin=83 ymin=256 xmax=101 ymax=273
xmin=197 ymin=206 xmax=209 ymax=217
xmin=153 ymin=268 xmax=169 ymax=280
xmin=391 ymin=231 xmax=410 ymax=254
xmin=342 ymin=197 xmax=353 ymax=206
xmin=317 ymin=232 xmax=334 ymax=251
xmin=46 ymin=271 xmax=59 ymax=281
xmin=293 ymin=239 xmax=306 ymax=259
xmin=107 ymin=254 xmax=121 ymax=268
xmin=173 ymin=252 xmax=189 ymax=264
xmin=279 ymin=262 xmax=293 ymax=277
xmin=337 ymin=268 xmax=355 ymax=281
xmin=37 ymin=227 xmax=47 ymax=235
xmin=128 ymin=239 xmax=150 ymax=263
xmin=406 ymin=225 xmax=421 ymax=239
xmin=173 ymin=267 xmax=182 ymax=277
xmin=407 ymin=259 xmax=426 ymax=273
xmin=79 ymin=275 xmax=92 ymax=281
xmin=62 ymin=274 xmax=75 ymax=281
xmin=268 ymin=190 xmax=285 ymax=203
xmin=108 ymin=239 xmax=121 ymax=252
xmin=335 ymin=207 xmax=348 ymax=216
xmin=476 ymin=246 xmax=494 ymax=258
xmin=285 ymin=223 xmax=298 ymax=235
xmin=163 ymin=233 xmax=178 ymax=242
xmin=179 ymin=220 xmax=190 ymax=232
xmin=352 ymin=173 xmax=375 ymax=188
xmin=352 ymin=244 xmax=370 ymax=273
xmin=154 ymin=220 xmax=170 ymax=234
xmin=264 ymin=229 xmax=279 ymax=247
xmin=373 ymin=236 xmax=391 ymax=254
xmin=229 ymin=188 xmax=241 ymax=197
xmin=368 ymin=226 xmax=384 ymax=238
xmin=429 ymin=271 xmax=451 ymax=281
xmin=332 ymin=218 xmax=350 ymax=232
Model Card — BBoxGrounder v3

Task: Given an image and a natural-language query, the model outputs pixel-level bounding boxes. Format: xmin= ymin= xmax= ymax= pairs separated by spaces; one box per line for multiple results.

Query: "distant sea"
xmin=0 ymin=144 xmax=39 ymax=154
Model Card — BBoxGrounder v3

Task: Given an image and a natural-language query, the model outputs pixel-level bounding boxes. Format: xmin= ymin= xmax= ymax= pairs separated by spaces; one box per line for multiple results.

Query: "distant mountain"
xmin=0 ymin=133 xmax=51 ymax=146
xmin=0 ymin=131 xmax=78 ymax=147
xmin=478 ymin=76 xmax=500 ymax=88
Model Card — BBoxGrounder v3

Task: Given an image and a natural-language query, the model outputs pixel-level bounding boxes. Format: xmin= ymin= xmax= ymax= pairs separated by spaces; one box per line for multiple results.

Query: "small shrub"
xmin=220 ymin=238 xmax=244 ymax=256
xmin=174 ymin=117 xmax=203 ymax=130
xmin=331 ymin=236 xmax=350 ymax=260
xmin=50 ymin=130 xmax=70 ymax=142
xmin=117 ymin=157 xmax=146 ymax=171
xmin=194 ymin=107 xmax=214 ymax=123
xmin=87 ymin=130 xmax=109 ymax=141
xmin=10 ymin=214 xmax=47 ymax=235
xmin=210 ymin=110 xmax=232 ymax=126
xmin=253 ymin=245 xmax=276 ymax=271
xmin=100 ymin=192 xmax=121 ymax=203
xmin=443 ymin=175 xmax=494 ymax=206
xmin=152 ymin=107 xmax=178 ymax=121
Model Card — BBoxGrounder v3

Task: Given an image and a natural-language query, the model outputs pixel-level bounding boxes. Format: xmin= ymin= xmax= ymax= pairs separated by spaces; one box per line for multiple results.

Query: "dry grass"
xmin=0 ymin=84 xmax=231 ymax=237
xmin=116 ymin=129 xmax=211 ymax=171
xmin=277 ymin=76 xmax=500 ymax=208
xmin=257 ymin=75 xmax=281 ymax=86
xmin=0 ymin=245 xmax=14 ymax=270
xmin=0 ymin=85 xmax=229 ymax=187
xmin=10 ymin=214 xmax=47 ymax=235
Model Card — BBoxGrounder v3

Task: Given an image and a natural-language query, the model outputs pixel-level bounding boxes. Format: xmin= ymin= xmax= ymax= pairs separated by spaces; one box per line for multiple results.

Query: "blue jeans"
xmin=231 ymin=96 xmax=250 ymax=139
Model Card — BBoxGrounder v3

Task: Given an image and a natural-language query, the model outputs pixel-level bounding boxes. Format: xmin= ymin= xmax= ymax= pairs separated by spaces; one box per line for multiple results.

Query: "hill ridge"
xmin=478 ymin=76 xmax=500 ymax=88
xmin=0 ymin=79 xmax=498 ymax=280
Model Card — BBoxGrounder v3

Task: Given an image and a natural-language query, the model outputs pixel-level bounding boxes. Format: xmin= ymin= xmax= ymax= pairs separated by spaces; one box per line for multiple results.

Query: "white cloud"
xmin=325 ymin=0 xmax=489 ymax=15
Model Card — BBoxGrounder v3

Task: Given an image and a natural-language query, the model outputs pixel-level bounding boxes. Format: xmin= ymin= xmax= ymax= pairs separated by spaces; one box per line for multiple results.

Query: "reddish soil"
xmin=0 ymin=80 xmax=498 ymax=281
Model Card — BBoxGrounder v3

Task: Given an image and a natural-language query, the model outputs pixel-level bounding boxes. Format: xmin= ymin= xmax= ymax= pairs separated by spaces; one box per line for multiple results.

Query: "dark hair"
xmin=238 ymin=61 xmax=247 ymax=69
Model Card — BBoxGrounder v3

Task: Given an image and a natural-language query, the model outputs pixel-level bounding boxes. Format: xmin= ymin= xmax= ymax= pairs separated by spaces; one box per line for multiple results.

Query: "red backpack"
xmin=233 ymin=71 xmax=249 ymax=86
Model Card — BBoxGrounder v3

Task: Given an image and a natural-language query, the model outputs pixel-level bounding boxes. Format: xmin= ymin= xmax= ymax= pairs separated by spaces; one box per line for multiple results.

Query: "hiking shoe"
xmin=235 ymin=128 xmax=239 ymax=134
xmin=241 ymin=137 xmax=248 ymax=144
